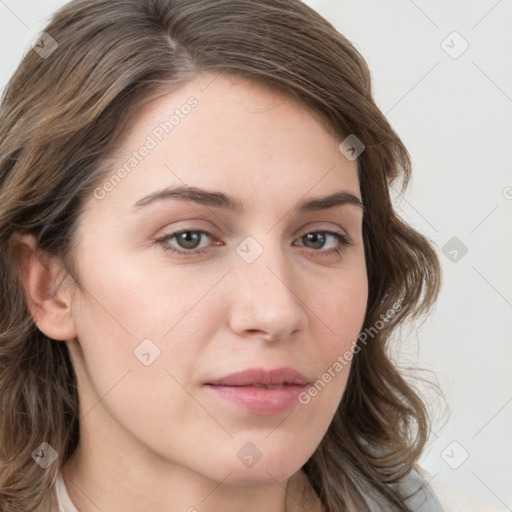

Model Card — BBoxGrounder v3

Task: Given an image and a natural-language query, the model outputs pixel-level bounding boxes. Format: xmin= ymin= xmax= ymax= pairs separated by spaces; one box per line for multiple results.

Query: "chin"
xmin=219 ymin=464 xmax=300 ymax=487
xmin=209 ymin=442 xmax=310 ymax=487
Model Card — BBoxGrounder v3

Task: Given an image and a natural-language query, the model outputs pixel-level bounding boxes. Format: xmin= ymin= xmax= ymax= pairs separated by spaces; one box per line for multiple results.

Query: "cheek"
xmin=301 ymin=262 xmax=367 ymax=402
xmin=312 ymin=259 xmax=368 ymax=348
xmin=69 ymin=277 xmax=219 ymax=456
xmin=68 ymin=252 xmax=226 ymax=411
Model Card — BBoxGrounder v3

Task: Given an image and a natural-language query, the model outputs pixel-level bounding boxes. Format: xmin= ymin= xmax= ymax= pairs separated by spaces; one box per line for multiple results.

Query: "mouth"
xmin=203 ymin=367 xmax=310 ymax=415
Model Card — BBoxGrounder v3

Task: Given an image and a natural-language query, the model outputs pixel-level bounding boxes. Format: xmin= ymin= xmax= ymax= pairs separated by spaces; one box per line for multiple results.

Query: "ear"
xmin=12 ymin=233 xmax=78 ymax=341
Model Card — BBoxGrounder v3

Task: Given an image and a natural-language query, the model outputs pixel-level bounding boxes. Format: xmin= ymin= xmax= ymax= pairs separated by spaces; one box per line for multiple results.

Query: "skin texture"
xmin=18 ymin=73 xmax=368 ymax=512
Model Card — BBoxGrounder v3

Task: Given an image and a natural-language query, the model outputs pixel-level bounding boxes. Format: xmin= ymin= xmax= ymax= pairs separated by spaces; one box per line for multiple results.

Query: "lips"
xmin=205 ymin=367 xmax=309 ymax=387
xmin=203 ymin=367 xmax=310 ymax=415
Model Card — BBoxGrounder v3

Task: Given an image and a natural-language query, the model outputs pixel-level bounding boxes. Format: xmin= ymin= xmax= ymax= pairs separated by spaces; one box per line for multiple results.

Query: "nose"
xmin=228 ymin=241 xmax=308 ymax=342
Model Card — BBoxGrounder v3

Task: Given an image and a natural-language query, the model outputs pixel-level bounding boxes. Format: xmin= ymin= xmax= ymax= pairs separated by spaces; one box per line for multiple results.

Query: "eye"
xmin=155 ymin=228 xmax=353 ymax=259
xmin=294 ymin=230 xmax=353 ymax=258
xmin=155 ymin=229 xmax=216 ymax=255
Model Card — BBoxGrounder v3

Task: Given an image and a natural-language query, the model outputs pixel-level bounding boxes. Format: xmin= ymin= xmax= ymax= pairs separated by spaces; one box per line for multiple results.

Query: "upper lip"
xmin=205 ymin=367 xmax=309 ymax=386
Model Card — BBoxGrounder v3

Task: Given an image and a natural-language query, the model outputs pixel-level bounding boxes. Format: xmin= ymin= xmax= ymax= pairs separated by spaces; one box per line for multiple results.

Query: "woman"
xmin=0 ymin=1 xmax=505 ymax=511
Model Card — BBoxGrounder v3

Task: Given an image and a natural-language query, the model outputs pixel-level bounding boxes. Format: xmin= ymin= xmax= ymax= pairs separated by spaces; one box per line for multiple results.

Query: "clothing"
xmin=53 ymin=465 xmax=508 ymax=511
xmin=413 ymin=466 xmax=508 ymax=512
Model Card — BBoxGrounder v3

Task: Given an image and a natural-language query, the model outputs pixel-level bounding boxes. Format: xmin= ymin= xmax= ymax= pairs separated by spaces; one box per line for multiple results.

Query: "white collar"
xmin=55 ymin=472 xmax=80 ymax=512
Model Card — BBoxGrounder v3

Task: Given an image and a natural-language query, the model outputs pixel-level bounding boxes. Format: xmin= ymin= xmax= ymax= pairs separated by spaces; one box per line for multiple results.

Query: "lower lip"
xmin=204 ymin=384 xmax=307 ymax=415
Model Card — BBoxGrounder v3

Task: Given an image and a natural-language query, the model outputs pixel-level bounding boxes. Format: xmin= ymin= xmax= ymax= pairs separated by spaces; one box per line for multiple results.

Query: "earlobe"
xmin=12 ymin=233 xmax=78 ymax=342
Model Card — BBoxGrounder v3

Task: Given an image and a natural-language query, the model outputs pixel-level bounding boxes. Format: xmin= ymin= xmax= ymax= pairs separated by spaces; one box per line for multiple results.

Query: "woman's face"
xmin=64 ymin=73 xmax=368 ymax=487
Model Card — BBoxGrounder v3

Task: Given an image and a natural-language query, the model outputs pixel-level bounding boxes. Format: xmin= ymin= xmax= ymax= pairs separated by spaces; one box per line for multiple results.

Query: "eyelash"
xmin=155 ymin=229 xmax=353 ymax=259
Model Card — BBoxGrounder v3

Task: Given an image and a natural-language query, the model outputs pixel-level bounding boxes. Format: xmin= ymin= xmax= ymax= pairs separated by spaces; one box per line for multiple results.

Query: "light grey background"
xmin=1 ymin=0 xmax=511 ymax=508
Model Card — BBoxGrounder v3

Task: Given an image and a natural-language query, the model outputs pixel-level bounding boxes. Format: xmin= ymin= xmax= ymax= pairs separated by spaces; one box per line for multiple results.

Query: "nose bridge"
xmin=228 ymin=234 xmax=307 ymax=339
xmin=235 ymin=234 xmax=293 ymax=296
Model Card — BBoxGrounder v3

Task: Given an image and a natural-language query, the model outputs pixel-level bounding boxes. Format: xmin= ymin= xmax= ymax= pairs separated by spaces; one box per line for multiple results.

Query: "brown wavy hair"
xmin=0 ymin=0 xmax=444 ymax=510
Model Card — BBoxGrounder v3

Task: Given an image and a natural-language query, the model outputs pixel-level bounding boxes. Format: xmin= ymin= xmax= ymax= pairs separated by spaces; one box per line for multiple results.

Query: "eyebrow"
xmin=129 ymin=185 xmax=364 ymax=214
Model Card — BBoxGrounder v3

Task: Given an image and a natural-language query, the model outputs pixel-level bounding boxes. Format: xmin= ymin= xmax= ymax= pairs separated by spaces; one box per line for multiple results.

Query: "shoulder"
xmin=414 ymin=464 xmax=509 ymax=512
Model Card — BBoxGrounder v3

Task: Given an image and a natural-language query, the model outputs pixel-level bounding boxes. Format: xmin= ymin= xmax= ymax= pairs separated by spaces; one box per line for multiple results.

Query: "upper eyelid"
xmin=158 ymin=227 xmax=352 ymax=248
xmin=159 ymin=218 xmax=351 ymax=237
xmin=160 ymin=226 xmax=349 ymax=238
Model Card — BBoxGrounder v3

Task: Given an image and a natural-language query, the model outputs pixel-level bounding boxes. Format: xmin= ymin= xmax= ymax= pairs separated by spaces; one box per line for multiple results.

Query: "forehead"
xmin=88 ymin=73 xmax=361 ymax=217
